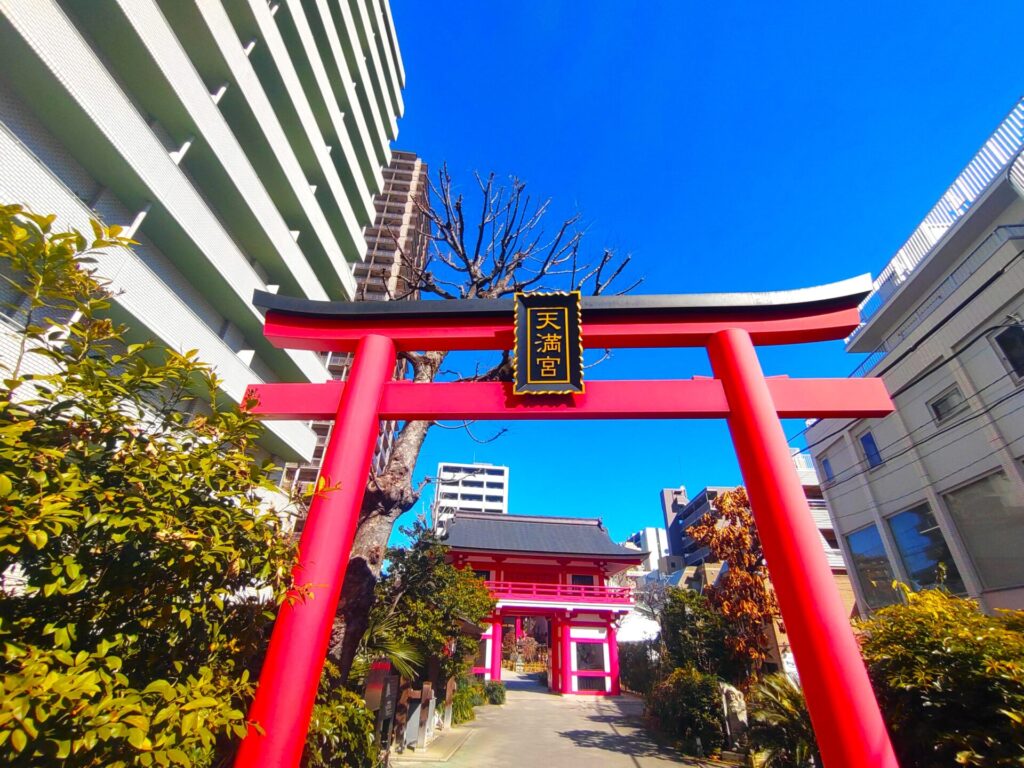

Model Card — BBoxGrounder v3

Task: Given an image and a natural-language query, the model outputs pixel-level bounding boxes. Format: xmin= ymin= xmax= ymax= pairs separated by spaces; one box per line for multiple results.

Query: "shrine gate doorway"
xmin=235 ymin=276 xmax=900 ymax=768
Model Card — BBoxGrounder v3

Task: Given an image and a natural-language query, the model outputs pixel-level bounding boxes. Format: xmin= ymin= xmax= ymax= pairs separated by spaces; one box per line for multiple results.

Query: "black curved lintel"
xmin=254 ymin=274 xmax=872 ymax=321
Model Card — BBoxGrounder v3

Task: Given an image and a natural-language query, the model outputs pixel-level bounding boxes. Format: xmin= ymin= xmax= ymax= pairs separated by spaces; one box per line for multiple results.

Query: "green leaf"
xmin=180 ymin=697 xmax=219 ymax=712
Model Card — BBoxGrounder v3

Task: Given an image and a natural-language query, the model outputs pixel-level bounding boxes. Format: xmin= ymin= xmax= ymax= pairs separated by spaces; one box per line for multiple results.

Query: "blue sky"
xmin=387 ymin=1 xmax=1024 ymax=542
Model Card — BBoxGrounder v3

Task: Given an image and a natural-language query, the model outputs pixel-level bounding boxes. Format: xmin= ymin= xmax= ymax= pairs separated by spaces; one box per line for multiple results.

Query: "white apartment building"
xmin=624 ymin=527 xmax=669 ymax=573
xmin=432 ymin=462 xmax=510 ymax=530
xmin=806 ymin=99 xmax=1024 ymax=613
xmin=0 ymin=0 xmax=405 ymax=465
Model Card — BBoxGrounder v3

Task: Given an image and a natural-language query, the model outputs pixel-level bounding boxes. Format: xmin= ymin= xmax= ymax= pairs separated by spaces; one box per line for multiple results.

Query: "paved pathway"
xmin=392 ymin=672 xmax=711 ymax=767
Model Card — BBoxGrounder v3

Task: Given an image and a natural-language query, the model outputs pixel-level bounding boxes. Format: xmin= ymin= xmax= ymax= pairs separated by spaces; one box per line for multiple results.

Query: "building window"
xmin=859 ymin=431 xmax=883 ymax=468
xmin=485 ymin=495 xmax=502 ymax=503
xmin=846 ymin=524 xmax=898 ymax=610
xmin=992 ymin=325 xmax=1024 ymax=377
xmin=887 ymin=504 xmax=965 ymax=592
xmin=571 ymin=574 xmax=595 ymax=586
xmin=944 ymin=470 xmax=1024 ymax=590
xmin=820 ymin=458 xmax=835 ymax=482
xmin=927 ymin=385 xmax=969 ymax=424
xmin=575 ymin=642 xmax=605 ymax=671
xmin=473 ymin=569 xmax=491 ymax=581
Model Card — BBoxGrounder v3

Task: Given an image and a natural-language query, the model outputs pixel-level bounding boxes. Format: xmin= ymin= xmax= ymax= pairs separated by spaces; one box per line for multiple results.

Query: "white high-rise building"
xmin=0 ymin=0 xmax=406 ymax=466
xmin=432 ymin=462 xmax=510 ymax=530
xmin=624 ymin=527 xmax=670 ymax=573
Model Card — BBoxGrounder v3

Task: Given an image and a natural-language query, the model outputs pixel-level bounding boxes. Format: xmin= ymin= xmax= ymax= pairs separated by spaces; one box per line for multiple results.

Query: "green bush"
xmin=618 ymin=640 xmax=666 ymax=696
xmin=646 ymin=666 xmax=724 ymax=755
xmin=450 ymin=681 xmax=477 ymax=724
xmin=858 ymin=586 xmax=1024 ymax=767
xmin=0 ymin=206 xmax=296 ymax=766
xmin=483 ymin=681 xmax=506 ymax=704
xmin=304 ymin=690 xmax=377 ymax=768
xmin=468 ymin=681 xmax=486 ymax=707
xmin=747 ymin=673 xmax=820 ymax=768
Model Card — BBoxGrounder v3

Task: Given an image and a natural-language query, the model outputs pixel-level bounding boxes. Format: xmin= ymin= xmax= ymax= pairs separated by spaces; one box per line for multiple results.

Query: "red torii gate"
xmin=234 ymin=275 xmax=899 ymax=768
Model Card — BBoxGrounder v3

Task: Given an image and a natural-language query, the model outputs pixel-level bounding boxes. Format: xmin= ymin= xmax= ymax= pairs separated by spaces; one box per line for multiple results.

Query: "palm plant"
xmin=748 ymin=673 xmax=822 ymax=768
xmin=348 ymin=612 xmax=423 ymax=685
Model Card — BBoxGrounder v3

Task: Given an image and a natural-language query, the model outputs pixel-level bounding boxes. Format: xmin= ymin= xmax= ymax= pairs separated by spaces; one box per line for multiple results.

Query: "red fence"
xmin=485 ymin=580 xmax=633 ymax=604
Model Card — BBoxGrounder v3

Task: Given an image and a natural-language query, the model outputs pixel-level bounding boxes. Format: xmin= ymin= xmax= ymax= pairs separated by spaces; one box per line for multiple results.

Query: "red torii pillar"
xmin=235 ymin=278 xmax=900 ymax=768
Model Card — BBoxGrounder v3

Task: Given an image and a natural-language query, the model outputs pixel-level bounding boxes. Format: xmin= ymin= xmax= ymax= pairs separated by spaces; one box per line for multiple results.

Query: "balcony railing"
xmin=485 ymin=580 xmax=633 ymax=604
xmin=850 ymin=99 xmax=1024 ymax=343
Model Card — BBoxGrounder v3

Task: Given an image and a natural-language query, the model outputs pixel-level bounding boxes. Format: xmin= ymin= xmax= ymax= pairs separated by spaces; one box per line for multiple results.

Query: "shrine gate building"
xmin=443 ymin=511 xmax=644 ymax=695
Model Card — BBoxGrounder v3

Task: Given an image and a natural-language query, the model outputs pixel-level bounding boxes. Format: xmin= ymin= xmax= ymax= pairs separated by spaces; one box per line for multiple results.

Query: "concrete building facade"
xmin=806 ymin=98 xmax=1024 ymax=613
xmin=281 ymin=150 xmax=428 ymax=505
xmin=432 ymin=462 xmax=510 ymax=531
xmin=0 ymin=0 xmax=405 ymax=465
xmin=624 ymin=527 xmax=669 ymax=573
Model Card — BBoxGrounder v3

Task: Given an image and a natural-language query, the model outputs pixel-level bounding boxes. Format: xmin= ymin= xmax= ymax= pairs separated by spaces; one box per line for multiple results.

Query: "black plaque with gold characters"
xmin=513 ymin=291 xmax=584 ymax=395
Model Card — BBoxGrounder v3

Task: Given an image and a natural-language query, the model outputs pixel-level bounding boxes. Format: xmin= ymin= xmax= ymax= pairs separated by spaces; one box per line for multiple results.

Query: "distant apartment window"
xmin=821 ymin=458 xmax=835 ymax=482
xmin=859 ymin=431 xmax=883 ymax=468
xmin=440 ymin=492 xmax=456 ymax=500
xmin=485 ymin=495 xmax=503 ymax=503
xmin=485 ymin=468 xmax=505 ymax=476
xmin=846 ymin=524 xmax=898 ymax=610
xmin=486 ymin=481 xmax=505 ymax=489
xmin=944 ymin=470 xmax=1024 ymax=590
xmin=928 ymin=385 xmax=969 ymax=424
xmin=887 ymin=504 xmax=965 ymax=592
xmin=463 ymin=480 xmax=484 ymax=488
xmin=993 ymin=326 xmax=1024 ymax=377
xmin=462 ymin=494 xmax=483 ymax=502
xmin=571 ymin=575 xmax=595 ymax=586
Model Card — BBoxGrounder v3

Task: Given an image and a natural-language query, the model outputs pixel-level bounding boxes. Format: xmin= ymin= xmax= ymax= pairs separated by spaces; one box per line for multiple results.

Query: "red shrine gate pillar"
xmin=236 ymin=334 xmax=397 ymax=768
xmin=707 ymin=329 xmax=898 ymax=768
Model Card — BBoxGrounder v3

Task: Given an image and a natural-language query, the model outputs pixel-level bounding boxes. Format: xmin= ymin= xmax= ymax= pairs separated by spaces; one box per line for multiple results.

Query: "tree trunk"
xmin=329 ymin=351 xmax=445 ymax=683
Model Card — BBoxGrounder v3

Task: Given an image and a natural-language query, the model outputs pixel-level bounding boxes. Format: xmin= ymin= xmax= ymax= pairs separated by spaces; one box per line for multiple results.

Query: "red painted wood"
xmin=708 ymin=329 xmax=897 ymax=768
xmin=244 ymin=377 xmax=892 ymax=421
xmin=235 ymin=335 xmax=397 ymax=768
xmin=261 ymin=305 xmax=863 ymax=352
xmin=486 ymin=580 xmax=633 ymax=604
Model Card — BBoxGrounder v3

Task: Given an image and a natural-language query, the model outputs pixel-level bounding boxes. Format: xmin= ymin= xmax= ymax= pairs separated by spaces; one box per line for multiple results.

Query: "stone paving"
xmin=391 ymin=672 xmax=711 ymax=767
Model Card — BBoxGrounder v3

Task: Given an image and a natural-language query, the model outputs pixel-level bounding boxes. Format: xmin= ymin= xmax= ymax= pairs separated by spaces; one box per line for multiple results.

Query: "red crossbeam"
xmin=262 ymin=305 xmax=863 ymax=352
xmin=244 ymin=377 xmax=891 ymax=421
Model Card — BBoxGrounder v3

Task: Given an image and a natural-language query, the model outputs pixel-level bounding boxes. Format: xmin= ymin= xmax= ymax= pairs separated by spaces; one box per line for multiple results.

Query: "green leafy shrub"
xmin=370 ymin=522 xmax=494 ymax=685
xmin=858 ymin=586 xmax=1024 ymax=767
xmin=468 ymin=681 xmax=486 ymax=707
xmin=304 ymin=665 xmax=377 ymax=768
xmin=0 ymin=206 xmax=296 ymax=766
xmin=618 ymin=639 xmax=666 ymax=696
xmin=450 ymin=681 xmax=477 ymax=724
xmin=483 ymin=681 xmax=506 ymax=704
xmin=748 ymin=673 xmax=820 ymax=768
xmin=646 ymin=665 xmax=724 ymax=755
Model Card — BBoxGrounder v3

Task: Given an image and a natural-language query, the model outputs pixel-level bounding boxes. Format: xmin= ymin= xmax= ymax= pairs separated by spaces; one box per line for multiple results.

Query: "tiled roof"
xmin=443 ymin=512 xmax=645 ymax=559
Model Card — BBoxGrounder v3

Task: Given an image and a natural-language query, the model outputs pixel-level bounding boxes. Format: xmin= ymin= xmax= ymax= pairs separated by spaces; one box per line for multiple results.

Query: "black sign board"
xmin=513 ymin=291 xmax=584 ymax=395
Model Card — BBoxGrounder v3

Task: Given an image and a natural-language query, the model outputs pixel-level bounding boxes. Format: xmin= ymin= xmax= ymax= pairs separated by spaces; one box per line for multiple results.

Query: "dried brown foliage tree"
xmin=330 ymin=167 xmax=639 ymax=679
xmin=686 ymin=486 xmax=779 ymax=685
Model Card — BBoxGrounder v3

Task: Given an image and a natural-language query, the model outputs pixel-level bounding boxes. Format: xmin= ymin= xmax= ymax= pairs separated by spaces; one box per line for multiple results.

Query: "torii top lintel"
xmin=253 ymin=274 xmax=872 ymax=353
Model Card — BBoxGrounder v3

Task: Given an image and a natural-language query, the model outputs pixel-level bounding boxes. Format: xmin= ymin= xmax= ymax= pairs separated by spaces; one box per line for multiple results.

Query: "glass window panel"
xmin=575 ymin=642 xmax=605 ymax=671
xmin=846 ymin=524 xmax=898 ymax=610
xmin=887 ymin=504 xmax=965 ymax=593
xmin=821 ymin=458 xmax=834 ymax=482
xmin=929 ymin=386 xmax=968 ymax=423
xmin=571 ymin=575 xmax=595 ymax=586
xmin=994 ymin=327 xmax=1024 ymax=376
xmin=944 ymin=470 xmax=1024 ymax=590
xmin=860 ymin=432 xmax=883 ymax=468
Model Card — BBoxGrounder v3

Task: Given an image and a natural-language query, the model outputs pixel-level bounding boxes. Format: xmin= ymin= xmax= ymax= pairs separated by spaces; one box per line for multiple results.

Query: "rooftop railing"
xmin=850 ymin=224 xmax=1024 ymax=378
xmin=485 ymin=580 xmax=633 ymax=604
xmin=850 ymin=99 xmax=1024 ymax=344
